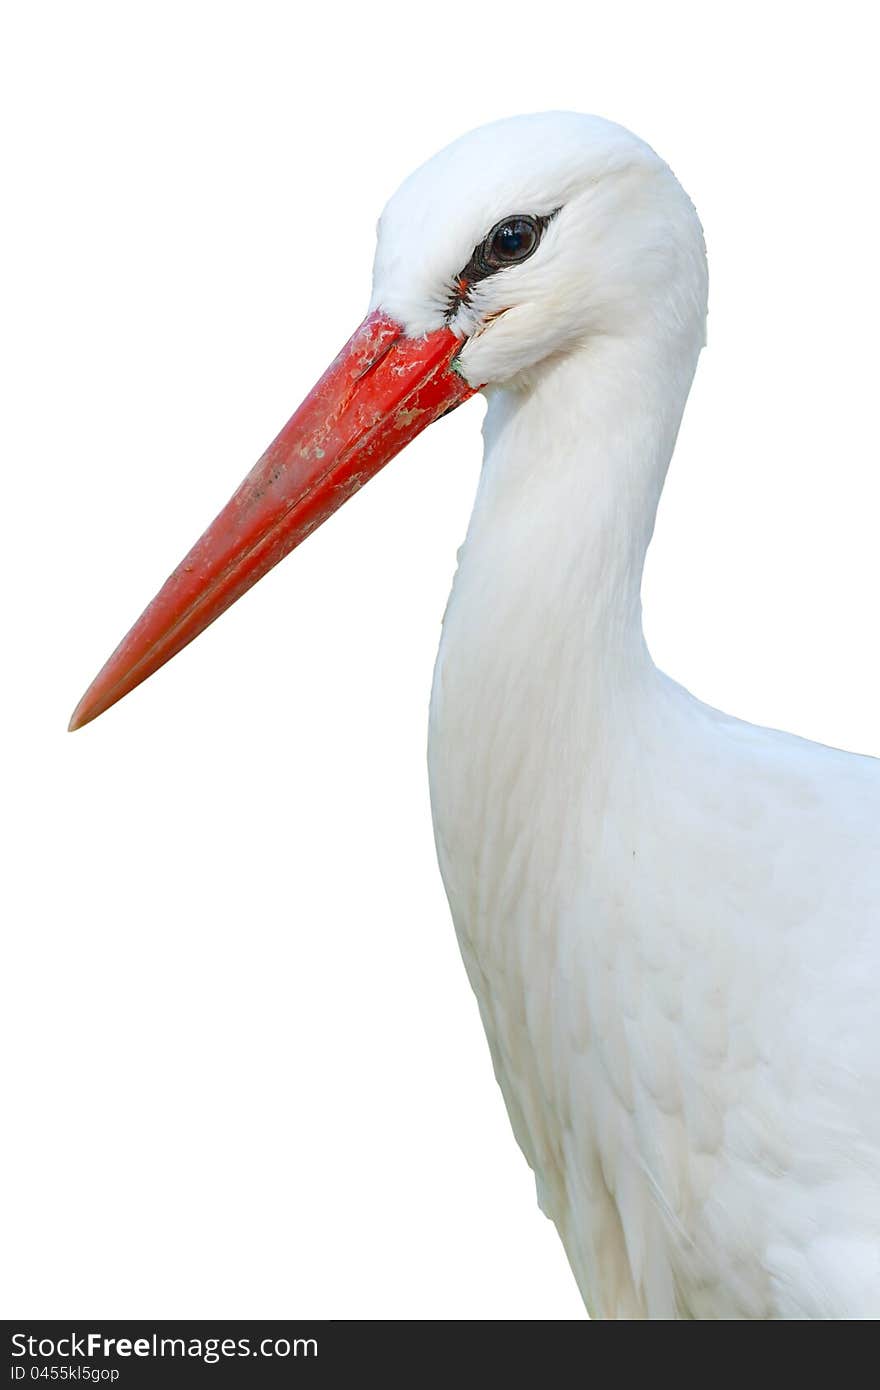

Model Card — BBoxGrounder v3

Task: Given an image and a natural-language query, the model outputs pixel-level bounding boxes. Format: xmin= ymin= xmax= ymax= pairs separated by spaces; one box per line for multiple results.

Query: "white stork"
xmin=71 ymin=112 xmax=880 ymax=1319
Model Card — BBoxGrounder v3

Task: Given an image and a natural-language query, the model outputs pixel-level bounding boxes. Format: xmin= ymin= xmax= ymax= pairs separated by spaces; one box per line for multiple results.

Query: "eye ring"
xmin=478 ymin=215 xmax=542 ymax=273
xmin=446 ymin=208 xmax=559 ymax=321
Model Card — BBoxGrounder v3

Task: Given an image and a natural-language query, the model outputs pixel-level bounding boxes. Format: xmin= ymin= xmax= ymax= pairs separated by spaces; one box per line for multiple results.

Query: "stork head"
xmin=69 ymin=112 xmax=706 ymax=731
xmin=373 ymin=111 xmax=707 ymax=389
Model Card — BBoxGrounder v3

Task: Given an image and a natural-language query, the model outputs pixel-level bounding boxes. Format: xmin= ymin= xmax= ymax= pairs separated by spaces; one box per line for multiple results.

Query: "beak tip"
xmin=68 ymin=705 xmax=87 ymax=733
xmin=68 ymin=691 xmax=99 ymax=732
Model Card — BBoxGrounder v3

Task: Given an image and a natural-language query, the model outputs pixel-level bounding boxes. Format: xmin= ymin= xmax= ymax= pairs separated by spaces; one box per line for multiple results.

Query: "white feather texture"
xmin=373 ymin=113 xmax=880 ymax=1319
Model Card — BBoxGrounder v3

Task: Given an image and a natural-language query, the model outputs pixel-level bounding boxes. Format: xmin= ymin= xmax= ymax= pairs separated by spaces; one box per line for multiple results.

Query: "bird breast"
xmin=428 ymin=533 xmax=880 ymax=1318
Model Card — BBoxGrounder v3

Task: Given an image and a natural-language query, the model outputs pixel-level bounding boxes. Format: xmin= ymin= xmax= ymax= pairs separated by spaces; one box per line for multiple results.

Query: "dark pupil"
xmin=492 ymin=220 xmax=534 ymax=261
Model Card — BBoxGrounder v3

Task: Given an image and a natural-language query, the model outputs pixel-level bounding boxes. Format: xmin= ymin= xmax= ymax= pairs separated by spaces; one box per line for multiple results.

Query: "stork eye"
xmin=483 ymin=216 xmax=540 ymax=268
xmin=446 ymin=208 xmax=557 ymax=320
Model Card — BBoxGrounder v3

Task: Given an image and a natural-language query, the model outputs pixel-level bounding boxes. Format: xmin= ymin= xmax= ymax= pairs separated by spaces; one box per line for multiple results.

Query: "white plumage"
xmin=372 ymin=113 xmax=880 ymax=1318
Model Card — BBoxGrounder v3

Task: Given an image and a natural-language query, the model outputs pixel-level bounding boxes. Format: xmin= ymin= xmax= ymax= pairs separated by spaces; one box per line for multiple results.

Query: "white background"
xmin=3 ymin=1 xmax=878 ymax=1320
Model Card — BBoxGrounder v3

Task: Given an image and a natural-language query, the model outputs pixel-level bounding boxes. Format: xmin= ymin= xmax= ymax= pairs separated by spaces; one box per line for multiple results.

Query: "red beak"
xmin=69 ymin=311 xmax=474 ymax=731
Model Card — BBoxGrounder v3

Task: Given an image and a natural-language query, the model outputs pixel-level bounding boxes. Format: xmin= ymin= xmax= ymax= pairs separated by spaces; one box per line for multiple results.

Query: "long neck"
xmin=437 ymin=328 xmax=701 ymax=739
xmin=428 ymin=322 xmax=703 ymax=933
